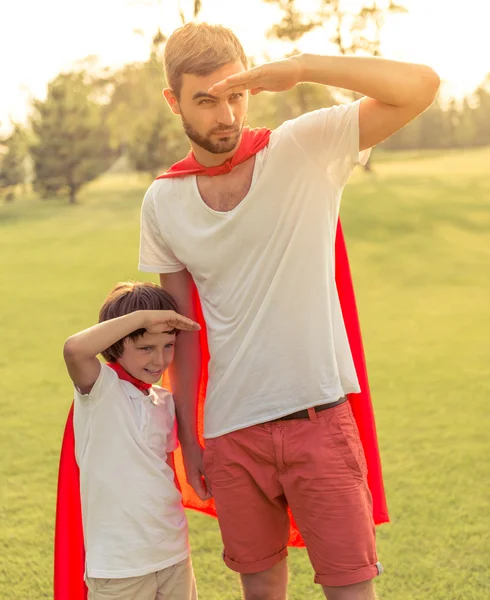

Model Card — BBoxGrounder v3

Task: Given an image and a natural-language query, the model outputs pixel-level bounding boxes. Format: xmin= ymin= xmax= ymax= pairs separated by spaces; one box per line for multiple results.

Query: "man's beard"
xmin=181 ymin=113 xmax=243 ymax=155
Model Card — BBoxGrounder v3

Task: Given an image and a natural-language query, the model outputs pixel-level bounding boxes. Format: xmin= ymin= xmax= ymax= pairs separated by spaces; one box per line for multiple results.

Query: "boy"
xmin=63 ymin=281 xmax=200 ymax=600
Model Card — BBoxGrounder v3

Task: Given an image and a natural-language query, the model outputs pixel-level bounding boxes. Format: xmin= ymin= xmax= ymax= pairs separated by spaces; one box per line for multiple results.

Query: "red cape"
xmin=54 ymin=127 xmax=388 ymax=600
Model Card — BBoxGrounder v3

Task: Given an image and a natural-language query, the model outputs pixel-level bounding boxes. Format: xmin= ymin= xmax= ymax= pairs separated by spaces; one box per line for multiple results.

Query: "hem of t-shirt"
xmin=138 ymin=263 xmax=185 ymax=274
xmin=203 ymin=388 xmax=361 ymax=439
xmin=86 ymin=549 xmax=190 ymax=579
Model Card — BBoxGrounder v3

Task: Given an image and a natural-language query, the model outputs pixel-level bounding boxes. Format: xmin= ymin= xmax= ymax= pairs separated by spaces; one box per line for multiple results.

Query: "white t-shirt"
xmin=73 ymin=364 xmax=189 ymax=578
xmin=139 ymin=100 xmax=370 ymax=438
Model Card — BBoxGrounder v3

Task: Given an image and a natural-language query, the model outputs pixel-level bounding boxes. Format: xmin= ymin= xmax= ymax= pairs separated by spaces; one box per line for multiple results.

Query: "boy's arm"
xmin=63 ymin=310 xmax=199 ymax=395
xmin=160 ymin=270 xmax=211 ymax=500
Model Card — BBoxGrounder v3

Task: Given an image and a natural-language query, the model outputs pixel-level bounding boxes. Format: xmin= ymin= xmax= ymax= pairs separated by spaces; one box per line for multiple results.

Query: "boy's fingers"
xmin=174 ymin=316 xmax=201 ymax=330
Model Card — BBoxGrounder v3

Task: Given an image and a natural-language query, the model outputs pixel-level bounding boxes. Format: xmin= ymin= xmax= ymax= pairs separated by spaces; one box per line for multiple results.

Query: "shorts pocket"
xmin=86 ymin=577 xmax=112 ymax=592
xmin=202 ymin=437 xmax=217 ymax=478
xmin=329 ymin=404 xmax=368 ymax=481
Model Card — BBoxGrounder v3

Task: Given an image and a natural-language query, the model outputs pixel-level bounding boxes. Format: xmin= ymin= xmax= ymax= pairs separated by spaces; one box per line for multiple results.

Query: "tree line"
xmin=1 ymin=0 xmax=489 ymax=203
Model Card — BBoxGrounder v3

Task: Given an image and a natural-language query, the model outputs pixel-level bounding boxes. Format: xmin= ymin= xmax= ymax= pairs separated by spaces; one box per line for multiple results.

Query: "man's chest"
xmin=196 ymin=156 xmax=256 ymax=212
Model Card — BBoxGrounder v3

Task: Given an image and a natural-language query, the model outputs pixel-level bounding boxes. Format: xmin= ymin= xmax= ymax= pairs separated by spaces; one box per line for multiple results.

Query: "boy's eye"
xmin=165 ymin=343 xmax=175 ymax=349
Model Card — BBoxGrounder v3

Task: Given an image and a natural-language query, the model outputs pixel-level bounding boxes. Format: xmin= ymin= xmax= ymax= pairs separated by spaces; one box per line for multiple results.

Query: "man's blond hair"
xmin=164 ymin=23 xmax=248 ymax=98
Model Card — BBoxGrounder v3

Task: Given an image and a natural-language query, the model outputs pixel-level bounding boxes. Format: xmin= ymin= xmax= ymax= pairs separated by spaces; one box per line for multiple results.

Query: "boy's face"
xmin=164 ymin=61 xmax=249 ymax=155
xmin=117 ymin=331 xmax=176 ymax=385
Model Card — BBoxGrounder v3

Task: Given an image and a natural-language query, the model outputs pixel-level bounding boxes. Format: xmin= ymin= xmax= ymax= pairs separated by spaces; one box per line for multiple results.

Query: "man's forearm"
xmin=294 ymin=54 xmax=440 ymax=108
xmin=169 ymin=330 xmax=202 ymax=447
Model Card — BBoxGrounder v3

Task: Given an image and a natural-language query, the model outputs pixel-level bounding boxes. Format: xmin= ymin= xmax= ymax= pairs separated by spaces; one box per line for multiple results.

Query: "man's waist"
xmin=267 ymin=396 xmax=348 ymax=422
xmin=204 ymin=394 xmax=353 ymax=438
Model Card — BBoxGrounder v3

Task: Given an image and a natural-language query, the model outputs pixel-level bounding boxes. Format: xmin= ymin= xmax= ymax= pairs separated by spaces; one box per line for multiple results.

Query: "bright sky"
xmin=1 ymin=0 xmax=489 ymax=134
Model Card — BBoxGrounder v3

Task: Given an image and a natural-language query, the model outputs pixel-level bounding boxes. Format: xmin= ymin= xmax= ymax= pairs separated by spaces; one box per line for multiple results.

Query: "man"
xmin=139 ymin=22 xmax=439 ymax=600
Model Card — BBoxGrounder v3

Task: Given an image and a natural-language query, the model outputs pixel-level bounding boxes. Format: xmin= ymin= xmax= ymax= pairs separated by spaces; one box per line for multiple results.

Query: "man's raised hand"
xmin=208 ymin=57 xmax=304 ymax=96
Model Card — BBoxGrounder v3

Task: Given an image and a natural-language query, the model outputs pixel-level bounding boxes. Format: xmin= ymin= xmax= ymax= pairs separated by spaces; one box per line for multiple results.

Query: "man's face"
xmin=118 ymin=331 xmax=176 ymax=385
xmin=167 ymin=61 xmax=249 ymax=155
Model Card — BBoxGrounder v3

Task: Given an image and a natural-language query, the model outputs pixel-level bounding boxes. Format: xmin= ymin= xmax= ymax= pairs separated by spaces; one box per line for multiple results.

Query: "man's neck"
xmin=190 ymin=136 xmax=242 ymax=167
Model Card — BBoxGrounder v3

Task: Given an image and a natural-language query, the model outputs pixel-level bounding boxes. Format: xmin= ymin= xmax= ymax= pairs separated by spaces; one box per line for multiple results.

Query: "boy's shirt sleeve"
xmin=280 ymin=99 xmax=371 ymax=189
xmin=74 ymin=363 xmax=118 ymax=410
xmin=139 ymin=183 xmax=186 ymax=274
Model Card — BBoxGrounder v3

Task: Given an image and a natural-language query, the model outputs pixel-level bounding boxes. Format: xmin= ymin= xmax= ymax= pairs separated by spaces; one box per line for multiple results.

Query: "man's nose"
xmin=216 ymin=101 xmax=235 ymax=127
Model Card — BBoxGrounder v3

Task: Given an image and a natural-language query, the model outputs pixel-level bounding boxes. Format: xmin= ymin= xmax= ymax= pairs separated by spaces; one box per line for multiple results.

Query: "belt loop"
xmin=307 ymin=407 xmax=318 ymax=422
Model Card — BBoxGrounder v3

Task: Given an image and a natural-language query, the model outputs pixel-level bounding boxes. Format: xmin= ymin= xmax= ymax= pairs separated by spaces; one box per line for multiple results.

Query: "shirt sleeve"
xmin=281 ymin=99 xmax=371 ymax=189
xmin=74 ymin=363 xmax=118 ymax=410
xmin=138 ymin=183 xmax=186 ymax=274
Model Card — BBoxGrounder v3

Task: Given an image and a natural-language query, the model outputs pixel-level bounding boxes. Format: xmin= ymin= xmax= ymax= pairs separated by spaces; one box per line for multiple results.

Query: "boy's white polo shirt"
xmin=73 ymin=364 xmax=189 ymax=579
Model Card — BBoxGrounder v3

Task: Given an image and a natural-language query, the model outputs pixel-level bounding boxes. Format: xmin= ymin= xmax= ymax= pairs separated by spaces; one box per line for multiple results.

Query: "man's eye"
xmin=199 ymin=99 xmax=213 ymax=105
xmin=230 ymin=93 xmax=243 ymax=101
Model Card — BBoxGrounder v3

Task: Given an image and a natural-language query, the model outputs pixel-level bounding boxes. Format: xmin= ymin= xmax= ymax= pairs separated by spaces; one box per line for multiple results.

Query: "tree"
xmin=30 ymin=71 xmax=112 ymax=203
xmin=103 ymin=31 xmax=188 ymax=176
xmin=0 ymin=123 xmax=29 ymax=201
xmin=265 ymin=0 xmax=407 ymax=56
xmin=472 ymin=75 xmax=490 ymax=146
xmin=264 ymin=1 xmax=408 ymax=165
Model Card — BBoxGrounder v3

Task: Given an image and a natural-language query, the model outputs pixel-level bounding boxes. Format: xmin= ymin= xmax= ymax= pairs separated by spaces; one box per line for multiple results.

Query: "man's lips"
xmin=213 ymin=130 xmax=238 ymax=135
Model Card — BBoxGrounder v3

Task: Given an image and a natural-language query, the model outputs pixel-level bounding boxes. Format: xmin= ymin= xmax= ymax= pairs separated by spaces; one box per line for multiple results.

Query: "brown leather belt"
xmin=270 ymin=396 xmax=348 ymax=422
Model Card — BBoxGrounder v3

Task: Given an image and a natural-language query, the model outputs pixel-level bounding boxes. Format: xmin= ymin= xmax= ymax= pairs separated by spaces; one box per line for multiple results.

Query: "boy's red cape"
xmin=54 ymin=127 xmax=389 ymax=600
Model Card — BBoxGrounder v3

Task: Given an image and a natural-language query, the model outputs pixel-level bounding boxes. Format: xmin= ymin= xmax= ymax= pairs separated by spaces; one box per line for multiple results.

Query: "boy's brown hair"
xmin=99 ymin=281 xmax=179 ymax=362
xmin=164 ymin=22 xmax=248 ymax=98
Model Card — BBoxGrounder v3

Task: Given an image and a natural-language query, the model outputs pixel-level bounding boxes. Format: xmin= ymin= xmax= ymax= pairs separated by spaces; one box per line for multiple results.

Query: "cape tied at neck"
xmin=106 ymin=362 xmax=152 ymax=392
xmin=156 ymin=127 xmax=271 ymax=179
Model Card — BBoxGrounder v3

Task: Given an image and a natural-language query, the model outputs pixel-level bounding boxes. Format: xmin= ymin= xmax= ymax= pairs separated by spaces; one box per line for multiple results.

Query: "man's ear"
xmin=163 ymin=88 xmax=181 ymax=115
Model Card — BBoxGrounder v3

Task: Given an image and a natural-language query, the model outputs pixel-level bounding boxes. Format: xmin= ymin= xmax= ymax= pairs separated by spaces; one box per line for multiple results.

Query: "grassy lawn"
xmin=1 ymin=148 xmax=489 ymax=599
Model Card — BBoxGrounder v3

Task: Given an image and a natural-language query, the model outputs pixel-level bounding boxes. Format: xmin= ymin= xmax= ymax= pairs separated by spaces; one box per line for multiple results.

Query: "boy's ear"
xmin=163 ymin=88 xmax=181 ymax=115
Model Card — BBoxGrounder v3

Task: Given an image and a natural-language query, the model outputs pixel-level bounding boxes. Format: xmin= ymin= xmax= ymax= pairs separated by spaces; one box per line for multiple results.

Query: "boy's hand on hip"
xmin=208 ymin=56 xmax=304 ymax=96
xmin=182 ymin=442 xmax=212 ymax=501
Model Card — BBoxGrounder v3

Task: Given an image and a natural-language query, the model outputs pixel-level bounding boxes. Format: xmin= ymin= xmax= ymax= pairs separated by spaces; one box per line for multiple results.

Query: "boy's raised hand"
xmin=142 ymin=310 xmax=200 ymax=334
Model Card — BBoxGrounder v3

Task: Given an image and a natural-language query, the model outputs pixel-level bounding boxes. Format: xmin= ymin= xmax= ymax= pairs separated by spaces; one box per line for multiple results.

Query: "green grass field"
xmin=1 ymin=148 xmax=489 ymax=599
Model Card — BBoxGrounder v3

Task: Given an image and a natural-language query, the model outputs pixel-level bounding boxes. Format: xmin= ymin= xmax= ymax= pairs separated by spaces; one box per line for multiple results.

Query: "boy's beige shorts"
xmin=86 ymin=557 xmax=198 ymax=600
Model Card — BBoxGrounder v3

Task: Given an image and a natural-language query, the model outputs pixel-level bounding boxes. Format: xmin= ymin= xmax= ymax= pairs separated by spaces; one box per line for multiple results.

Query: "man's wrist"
xmin=289 ymin=54 xmax=308 ymax=83
xmin=290 ymin=53 xmax=316 ymax=84
xmin=178 ymin=430 xmax=200 ymax=449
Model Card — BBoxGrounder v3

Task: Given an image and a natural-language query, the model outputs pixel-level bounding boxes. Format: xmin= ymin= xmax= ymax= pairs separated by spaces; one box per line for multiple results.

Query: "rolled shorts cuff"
xmin=223 ymin=547 xmax=288 ymax=574
xmin=314 ymin=562 xmax=382 ymax=587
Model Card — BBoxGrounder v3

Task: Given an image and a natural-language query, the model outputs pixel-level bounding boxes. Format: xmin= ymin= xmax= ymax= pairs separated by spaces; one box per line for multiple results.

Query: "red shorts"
xmin=203 ymin=401 xmax=380 ymax=587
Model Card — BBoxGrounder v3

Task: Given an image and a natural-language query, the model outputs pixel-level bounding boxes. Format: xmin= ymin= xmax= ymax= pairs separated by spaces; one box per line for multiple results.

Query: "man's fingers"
xmin=191 ymin=474 xmax=212 ymax=501
xmin=209 ymin=67 xmax=263 ymax=95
